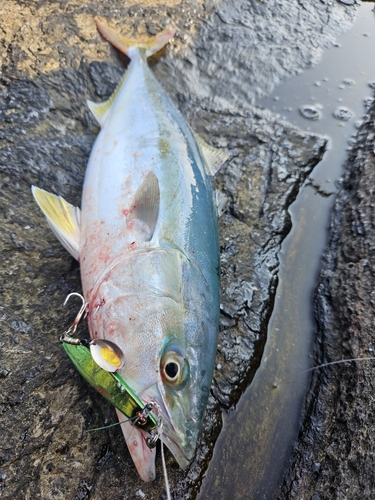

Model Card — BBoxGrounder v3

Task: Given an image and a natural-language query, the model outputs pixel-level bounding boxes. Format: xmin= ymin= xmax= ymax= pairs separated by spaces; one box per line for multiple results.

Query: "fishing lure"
xmin=59 ymin=293 xmax=159 ymax=437
xmin=32 ymin=17 xmax=228 ymax=481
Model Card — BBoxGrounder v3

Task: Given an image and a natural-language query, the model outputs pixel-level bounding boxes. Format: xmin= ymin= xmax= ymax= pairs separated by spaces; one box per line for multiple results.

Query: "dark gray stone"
xmin=278 ymin=97 xmax=375 ymax=500
xmin=0 ymin=0 xmax=357 ymax=499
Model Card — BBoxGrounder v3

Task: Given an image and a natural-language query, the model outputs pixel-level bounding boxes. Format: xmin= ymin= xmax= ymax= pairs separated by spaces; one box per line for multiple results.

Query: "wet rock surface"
xmin=278 ymin=94 xmax=375 ymax=500
xmin=0 ymin=1 xmax=356 ymax=499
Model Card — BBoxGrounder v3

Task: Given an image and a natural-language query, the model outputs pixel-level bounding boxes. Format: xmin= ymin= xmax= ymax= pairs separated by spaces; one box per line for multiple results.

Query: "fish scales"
xmin=32 ymin=18 xmax=228 ymax=482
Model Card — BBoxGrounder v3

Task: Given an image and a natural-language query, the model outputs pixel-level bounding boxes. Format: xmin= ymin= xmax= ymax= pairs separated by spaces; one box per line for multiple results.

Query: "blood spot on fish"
xmin=98 ymin=244 xmax=111 ymax=263
xmin=114 ymin=140 xmax=118 ymax=147
xmin=122 ymin=205 xmax=137 ymax=218
xmin=129 ymin=241 xmax=136 ymax=250
xmin=94 ymin=298 xmax=105 ymax=310
xmin=133 ymin=440 xmax=138 ymax=447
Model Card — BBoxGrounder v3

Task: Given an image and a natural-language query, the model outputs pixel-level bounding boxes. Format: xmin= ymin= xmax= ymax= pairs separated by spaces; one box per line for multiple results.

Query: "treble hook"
xmin=59 ymin=292 xmax=88 ymax=342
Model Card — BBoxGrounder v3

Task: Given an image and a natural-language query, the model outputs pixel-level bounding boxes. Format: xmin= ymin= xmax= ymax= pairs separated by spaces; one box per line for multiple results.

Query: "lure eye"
xmin=161 ymin=352 xmax=188 ymax=386
xmin=90 ymin=339 xmax=125 ymax=372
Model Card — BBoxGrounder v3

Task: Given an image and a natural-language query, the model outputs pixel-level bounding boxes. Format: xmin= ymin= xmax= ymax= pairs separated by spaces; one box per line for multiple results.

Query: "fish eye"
xmin=165 ymin=361 xmax=179 ymax=379
xmin=161 ymin=352 xmax=188 ymax=386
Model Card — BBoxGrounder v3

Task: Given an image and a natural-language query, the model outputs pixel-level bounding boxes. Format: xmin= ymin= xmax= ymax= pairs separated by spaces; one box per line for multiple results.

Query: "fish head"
xmin=86 ymin=249 xmax=219 ymax=476
xmin=89 ymin=287 xmax=217 ymax=471
xmin=149 ymin=329 xmax=215 ymax=469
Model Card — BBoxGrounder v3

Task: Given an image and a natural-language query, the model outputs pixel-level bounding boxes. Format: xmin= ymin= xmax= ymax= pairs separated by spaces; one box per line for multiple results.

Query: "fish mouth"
xmin=161 ymin=433 xmax=191 ymax=470
xmin=139 ymin=387 xmax=198 ymax=469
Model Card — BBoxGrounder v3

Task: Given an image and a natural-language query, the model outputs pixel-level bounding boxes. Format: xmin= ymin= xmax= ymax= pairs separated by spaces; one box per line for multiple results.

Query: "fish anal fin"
xmin=87 ymin=70 xmax=128 ymax=126
xmin=127 ymin=172 xmax=160 ymax=241
xmin=31 ymin=186 xmax=80 ymax=260
xmin=115 ymin=409 xmax=156 ymax=482
xmin=87 ymin=99 xmax=111 ymax=126
xmin=94 ymin=17 xmax=175 ymax=58
xmin=193 ymin=132 xmax=230 ymax=176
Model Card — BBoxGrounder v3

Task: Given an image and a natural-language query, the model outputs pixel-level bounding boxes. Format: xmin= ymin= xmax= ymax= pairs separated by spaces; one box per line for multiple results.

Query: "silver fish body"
xmin=32 ymin=19 xmax=226 ymax=482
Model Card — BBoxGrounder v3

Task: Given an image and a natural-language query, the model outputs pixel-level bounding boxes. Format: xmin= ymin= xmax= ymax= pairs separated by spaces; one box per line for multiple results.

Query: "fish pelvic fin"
xmin=94 ymin=17 xmax=176 ymax=58
xmin=31 ymin=186 xmax=80 ymax=260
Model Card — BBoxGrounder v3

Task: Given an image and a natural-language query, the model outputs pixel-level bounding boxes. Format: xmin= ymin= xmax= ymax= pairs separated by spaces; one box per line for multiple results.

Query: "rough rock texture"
xmin=0 ymin=1 xmax=356 ymax=499
xmin=278 ymin=97 xmax=375 ymax=499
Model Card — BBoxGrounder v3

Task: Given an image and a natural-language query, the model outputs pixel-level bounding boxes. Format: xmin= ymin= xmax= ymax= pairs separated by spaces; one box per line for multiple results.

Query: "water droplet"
xmin=343 ymin=78 xmax=355 ymax=86
xmin=355 ymin=120 xmax=363 ymax=129
xmin=333 ymin=107 xmax=353 ymax=121
xmin=299 ymin=105 xmax=321 ymax=121
xmin=314 ymin=81 xmax=321 ymax=87
xmin=364 ymin=96 xmax=374 ymax=111
xmin=368 ymin=82 xmax=375 ymax=90
xmin=338 ymin=0 xmax=354 ymax=4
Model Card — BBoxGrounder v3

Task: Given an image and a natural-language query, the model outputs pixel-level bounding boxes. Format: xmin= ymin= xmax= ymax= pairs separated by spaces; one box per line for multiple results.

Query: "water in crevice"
xmin=199 ymin=3 xmax=375 ymax=499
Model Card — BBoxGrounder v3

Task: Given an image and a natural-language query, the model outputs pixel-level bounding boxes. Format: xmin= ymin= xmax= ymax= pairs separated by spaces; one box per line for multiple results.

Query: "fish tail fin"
xmin=94 ymin=17 xmax=175 ymax=58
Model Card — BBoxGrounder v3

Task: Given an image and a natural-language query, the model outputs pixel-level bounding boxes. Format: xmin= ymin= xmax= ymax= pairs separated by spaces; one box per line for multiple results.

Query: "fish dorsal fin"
xmin=193 ymin=132 xmax=230 ymax=176
xmin=31 ymin=186 xmax=81 ymax=260
xmin=127 ymin=172 xmax=160 ymax=240
xmin=87 ymin=71 xmax=128 ymax=126
xmin=215 ymin=189 xmax=228 ymax=217
xmin=94 ymin=17 xmax=175 ymax=58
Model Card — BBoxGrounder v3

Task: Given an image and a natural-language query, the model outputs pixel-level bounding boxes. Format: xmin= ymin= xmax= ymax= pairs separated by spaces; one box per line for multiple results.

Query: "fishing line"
xmin=273 ymin=356 xmax=375 ymax=388
xmin=86 ymin=417 xmax=136 ymax=433
xmin=297 ymin=356 xmax=375 ymax=376
xmin=161 ymin=440 xmax=171 ymax=500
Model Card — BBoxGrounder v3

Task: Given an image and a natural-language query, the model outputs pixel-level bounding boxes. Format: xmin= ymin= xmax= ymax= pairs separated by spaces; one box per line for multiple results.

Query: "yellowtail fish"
xmin=32 ymin=17 xmax=228 ymax=481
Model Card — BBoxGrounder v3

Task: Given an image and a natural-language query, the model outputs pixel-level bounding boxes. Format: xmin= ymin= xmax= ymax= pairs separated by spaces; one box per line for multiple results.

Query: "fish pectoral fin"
xmin=115 ymin=409 xmax=156 ymax=482
xmin=127 ymin=172 xmax=160 ymax=241
xmin=95 ymin=17 xmax=175 ymax=58
xmin=31 ymin=186 xmax=81 ymax=260
xmin=193 ymin=132 xmax=230 ymax=176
